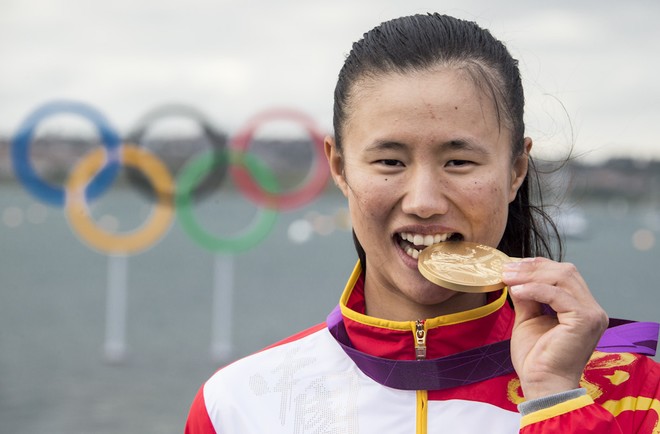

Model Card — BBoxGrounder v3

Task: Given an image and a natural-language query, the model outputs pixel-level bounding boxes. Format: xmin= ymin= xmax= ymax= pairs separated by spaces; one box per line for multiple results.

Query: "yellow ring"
xmin=65 ymin=144 xmax=175 ymax=254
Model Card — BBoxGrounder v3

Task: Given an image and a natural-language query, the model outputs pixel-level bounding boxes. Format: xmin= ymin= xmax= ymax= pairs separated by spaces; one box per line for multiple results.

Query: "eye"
xmin=446 ymin=159 xmax=473 ymax=167
xmin=377 ymin=159 xmax=404 ymax=167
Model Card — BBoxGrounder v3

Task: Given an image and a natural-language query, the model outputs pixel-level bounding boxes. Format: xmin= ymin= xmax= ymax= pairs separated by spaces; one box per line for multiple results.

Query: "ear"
xmin=324 ymin=135 xmax=349 ymax=197
xmin=508 ymin=137 xmax=533 ymax=202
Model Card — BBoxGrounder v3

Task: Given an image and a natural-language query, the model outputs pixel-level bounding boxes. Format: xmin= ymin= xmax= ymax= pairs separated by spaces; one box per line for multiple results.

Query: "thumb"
xmin=508 ymin=285 xmax=545 ymax=327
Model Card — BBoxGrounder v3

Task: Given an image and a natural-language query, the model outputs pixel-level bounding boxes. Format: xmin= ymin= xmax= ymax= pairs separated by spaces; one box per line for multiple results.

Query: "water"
xmin=1 ymin=183 xmax=658 ymax=434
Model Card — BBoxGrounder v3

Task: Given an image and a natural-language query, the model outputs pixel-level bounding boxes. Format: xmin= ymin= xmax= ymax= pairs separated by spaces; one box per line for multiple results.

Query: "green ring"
xmin=175 ymin=150 xmax=279 ymax=253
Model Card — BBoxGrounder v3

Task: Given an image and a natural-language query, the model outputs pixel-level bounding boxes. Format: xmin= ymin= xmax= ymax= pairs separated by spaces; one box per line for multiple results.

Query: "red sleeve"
xmin=520 ymin=395 xmax=624 ymax=433
xmin=520 ymin=353 xmax=660 ymax=433
xmin=184 ymin=385 xmax=217 ymax=434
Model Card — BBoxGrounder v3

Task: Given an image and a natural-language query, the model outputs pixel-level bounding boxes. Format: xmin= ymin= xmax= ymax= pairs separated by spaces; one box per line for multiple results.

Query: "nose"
xmin=400 ymin=168 xmax=449 ymax=219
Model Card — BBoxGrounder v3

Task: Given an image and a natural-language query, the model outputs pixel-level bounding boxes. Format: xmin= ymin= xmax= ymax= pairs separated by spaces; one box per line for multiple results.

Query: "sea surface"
xmin=1 ymin=183 xmax=658 ymax=434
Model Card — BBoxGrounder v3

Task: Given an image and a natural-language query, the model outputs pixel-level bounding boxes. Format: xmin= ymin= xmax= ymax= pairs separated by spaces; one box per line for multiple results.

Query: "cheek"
xmin=460 ymin=176 xmax=510 ymax=222
xmin=346 ymin=173 xmax=395 ymax=219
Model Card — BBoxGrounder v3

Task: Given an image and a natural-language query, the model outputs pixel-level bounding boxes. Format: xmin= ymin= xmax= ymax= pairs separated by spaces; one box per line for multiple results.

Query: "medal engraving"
xmin=418 ymin=241 xmax=514 ymax=293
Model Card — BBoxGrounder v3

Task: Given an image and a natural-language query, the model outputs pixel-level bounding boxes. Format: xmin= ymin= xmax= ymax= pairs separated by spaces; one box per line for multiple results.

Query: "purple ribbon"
xmin=326 ymin=305 xmax=659 ymax=391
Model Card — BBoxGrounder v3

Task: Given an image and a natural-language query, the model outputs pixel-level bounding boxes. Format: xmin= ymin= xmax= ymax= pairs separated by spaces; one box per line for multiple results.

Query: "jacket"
xmin=185 ymin=262 xmax=660 ymax=433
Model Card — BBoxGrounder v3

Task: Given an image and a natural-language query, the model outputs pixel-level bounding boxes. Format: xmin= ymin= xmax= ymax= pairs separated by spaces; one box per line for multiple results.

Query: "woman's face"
xmin=325 ymin=67 xmax=531 ymax=320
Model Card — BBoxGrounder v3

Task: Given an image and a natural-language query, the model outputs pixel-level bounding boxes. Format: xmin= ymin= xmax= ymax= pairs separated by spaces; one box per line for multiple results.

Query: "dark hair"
xmin=332 ymin=13 xmax=562 ymax=268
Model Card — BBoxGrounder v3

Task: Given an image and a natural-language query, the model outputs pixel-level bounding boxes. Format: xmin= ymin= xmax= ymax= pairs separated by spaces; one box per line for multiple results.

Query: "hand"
xmin=502 ymin=257 xmax=609 ymax=400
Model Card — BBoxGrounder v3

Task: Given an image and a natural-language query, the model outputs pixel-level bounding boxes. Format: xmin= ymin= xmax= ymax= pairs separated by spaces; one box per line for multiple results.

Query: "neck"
xmin=363 ymin=281 xmax=488 ymax=321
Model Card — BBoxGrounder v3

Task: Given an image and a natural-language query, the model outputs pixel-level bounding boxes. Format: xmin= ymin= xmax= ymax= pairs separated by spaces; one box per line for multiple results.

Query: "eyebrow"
xmin=364 ymin=138 xmax=491 ymax=155
xmin=364 ymin=140 xmax=408 ymax=153
xmin=441 ymin=139 xmax=491 ymax=155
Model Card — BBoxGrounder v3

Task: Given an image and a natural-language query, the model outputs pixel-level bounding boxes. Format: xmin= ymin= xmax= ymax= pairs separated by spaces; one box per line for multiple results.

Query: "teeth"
xmin=400 ymin=232 xmax=451 ymax=247
xmin=405 ymin=247 xmax=420 ymax=259
xmin=399 ymin=231 xmax=453 ymax=260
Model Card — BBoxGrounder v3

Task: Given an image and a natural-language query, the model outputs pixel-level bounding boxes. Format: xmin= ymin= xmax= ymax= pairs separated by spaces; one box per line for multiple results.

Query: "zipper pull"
xmin=415 ymin=319 xmax=426 ymax=360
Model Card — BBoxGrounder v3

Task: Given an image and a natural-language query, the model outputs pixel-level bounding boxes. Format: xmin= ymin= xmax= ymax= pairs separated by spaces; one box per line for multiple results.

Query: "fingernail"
xmin=509 ymin=284 xmax=523 ymax=293
xmin=503 ymin=262 xmax=522 ymax=271
xmin=502 ymin=271 xmax=517 ymax=280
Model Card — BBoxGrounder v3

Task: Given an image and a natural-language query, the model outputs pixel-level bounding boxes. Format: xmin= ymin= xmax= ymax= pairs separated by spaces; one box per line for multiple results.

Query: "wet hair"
xmin=331 ymin=13 xmax=562 ymax=268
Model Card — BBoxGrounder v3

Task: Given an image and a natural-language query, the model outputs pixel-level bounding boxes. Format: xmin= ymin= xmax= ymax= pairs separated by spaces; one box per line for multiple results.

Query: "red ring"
xmin=229 ymin=108 xmax=329 ymax=210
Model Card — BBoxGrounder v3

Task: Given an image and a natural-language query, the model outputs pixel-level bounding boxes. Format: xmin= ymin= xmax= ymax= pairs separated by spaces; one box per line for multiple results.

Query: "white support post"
xmin=210 ymin=254 xmax=234 ymax=362
xmin=104 ymin=254 xmax=128 ymax=362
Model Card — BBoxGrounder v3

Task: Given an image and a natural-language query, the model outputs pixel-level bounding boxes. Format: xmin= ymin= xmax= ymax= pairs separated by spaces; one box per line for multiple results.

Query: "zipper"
xmin=416 ymin=390 xmax=428 ymax=434
xmin=414 ymin=320 xmax=428 ymax=434
xmin=414 ymin=319 xmax=426 ymax=360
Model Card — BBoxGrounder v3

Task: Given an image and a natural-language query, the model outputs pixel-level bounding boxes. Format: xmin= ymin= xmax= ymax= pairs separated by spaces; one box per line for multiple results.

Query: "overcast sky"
xmin=1 ymin=0 xmax=659 ymax=163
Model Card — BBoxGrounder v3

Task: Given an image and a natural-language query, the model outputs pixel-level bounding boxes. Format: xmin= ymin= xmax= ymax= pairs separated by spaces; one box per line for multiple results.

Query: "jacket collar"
xmin=338 ymin=261 xmax=515 ymax=360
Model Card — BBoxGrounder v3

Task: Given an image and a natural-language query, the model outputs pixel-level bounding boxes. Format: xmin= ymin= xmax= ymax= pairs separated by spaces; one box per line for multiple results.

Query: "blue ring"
xmin=10 ymin=100 xmax=122 ymax=207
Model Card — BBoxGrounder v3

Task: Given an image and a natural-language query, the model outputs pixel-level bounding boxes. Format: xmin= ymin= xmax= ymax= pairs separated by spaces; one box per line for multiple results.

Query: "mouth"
xmin=396 ymin=231 xmax=463 ymax=259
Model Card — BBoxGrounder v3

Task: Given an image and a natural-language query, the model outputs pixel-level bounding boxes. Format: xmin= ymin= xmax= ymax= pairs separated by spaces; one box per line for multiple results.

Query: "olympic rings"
xmin=11 ymin=100 xmax=121 ymax=207
xmin=65 ymin=145 xmax=175 ymax=254
xmin=176 ymin=150 xmax=279 ymax=253
xmin=125 ymin=104 xmax=228 ymax=203
xmin=10 ymin=101 xmax=331 ymax=255
xmin=230 ymin=108 xmax=329 ymax=210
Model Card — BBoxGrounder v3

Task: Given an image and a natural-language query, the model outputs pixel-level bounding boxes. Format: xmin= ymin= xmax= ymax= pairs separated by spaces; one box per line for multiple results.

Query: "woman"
xmin=185 ymin=13 xmax=659 ymax=433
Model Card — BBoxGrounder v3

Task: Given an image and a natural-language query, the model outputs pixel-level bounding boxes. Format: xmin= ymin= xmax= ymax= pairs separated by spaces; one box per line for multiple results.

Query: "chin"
xmin=408 ymin=280 xmax=457 ymax=305
xmin=424 ymin=291 xmax=458 ymax=307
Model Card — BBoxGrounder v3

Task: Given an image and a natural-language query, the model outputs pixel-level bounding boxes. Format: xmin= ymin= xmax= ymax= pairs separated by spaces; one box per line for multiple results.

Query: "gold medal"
xmin=418 ymin=241 xmax=516 ymax=293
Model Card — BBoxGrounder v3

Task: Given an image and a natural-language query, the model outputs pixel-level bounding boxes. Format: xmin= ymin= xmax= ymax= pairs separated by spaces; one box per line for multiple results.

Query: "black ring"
xmin=124 ymin=104 xmax=228 ymax=202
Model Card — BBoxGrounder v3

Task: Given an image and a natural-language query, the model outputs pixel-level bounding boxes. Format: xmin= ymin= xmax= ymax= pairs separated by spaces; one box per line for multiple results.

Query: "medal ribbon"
xmin=326 ymin=305 xmax=659 ymax=391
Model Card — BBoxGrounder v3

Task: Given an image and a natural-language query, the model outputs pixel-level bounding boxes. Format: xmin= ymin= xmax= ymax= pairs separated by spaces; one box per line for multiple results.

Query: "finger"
xmin=503 ymin=259 xmax=592 ymax=302
xmin=508 ymin=289 xmax=544 ymax=326
xmin=509 ymin=282 xmax=577 ymax=316
xmin=504 ymin=258 xmax=570 ymax=286
xmin=509 ymin=282 xmax=608 ymax=334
